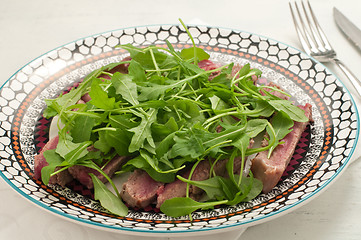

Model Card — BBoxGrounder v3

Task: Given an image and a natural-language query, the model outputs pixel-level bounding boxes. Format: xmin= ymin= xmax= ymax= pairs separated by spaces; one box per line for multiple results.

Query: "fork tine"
xmin=300 ymin=0 xmax=325 ymax=50
xmin=289 ymin=1 xmax=319 ymax=54
xmin=294 ymin=2 xmax=317 ymax=49
xmin=289 ymin=2 xmax=312 ymax=54
xmin=289 ymin=0 xmax=359 ymax=96
xmin=305 ymin=0 xmax=333 ymax=51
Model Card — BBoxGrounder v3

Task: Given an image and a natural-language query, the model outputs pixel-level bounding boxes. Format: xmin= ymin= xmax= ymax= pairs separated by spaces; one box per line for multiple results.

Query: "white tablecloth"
xmin=1 ymin=0 xmax=361 ymax=239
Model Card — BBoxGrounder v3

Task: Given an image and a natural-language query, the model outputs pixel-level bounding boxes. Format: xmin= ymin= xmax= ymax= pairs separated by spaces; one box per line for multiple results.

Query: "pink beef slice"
xmin=231 ymin=64 xmax=259 ymax=81
xmin=198 ymin=60 xmax=252 ymax=81
xmin=198 ymin=59 xmax=219 ymax=71
xmin=155 ymin=163 xmax=208 ymax=209
xmin=155 ymin=177 xmax=187 ymax=209
xmin=155 ymin=157 xmax=244 ymax=208
xmin=81 ymin=56 xmax=132 ymax=103
xmin=81 ymin=93 xmax=92 ymax=103
xmin=251 ymin=103 xmax=313 ymax=193
xmin=198 ymin=59 xmax=221 ymax=80
xmin=99 ymin=56 xmax=132 ymax=80
xmin=108 ymin=56 xmax=131 ymax=74
xmin=33 ymin=135 xmax=74 ymax=186
xmin=261 ymin=82 xmax=290 ymax=100
xmin=68 ymin=155 xmax=126 ymax=189
xmin=120 ymin=169 xmax=164 ymax=208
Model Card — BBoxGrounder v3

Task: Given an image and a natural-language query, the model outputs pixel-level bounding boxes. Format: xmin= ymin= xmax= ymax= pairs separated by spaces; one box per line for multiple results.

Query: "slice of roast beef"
xmin=262 ymin=82 xmax=290 ymax=100
xmin=188 ymin=160 xmax=211 ymax=196
xmin=120 ymin=169 xmax=164 ymax=208
xmin=231 ymin=64 xmax=242 ymax=77
xmin=155 ymin=177 xmax=187 ymax=209
xmin=251 ymin=103 xmax=313 ymax=193
xmin=156 ymin=161 xmax=210 ymax=208
xmin=198 ymin=59 xmax=220 ymax=71
xmin=80 ymin=56 xmax=132 ymax=103
xmin=155 ymin=160 xmax=225 ymax=208
xmin=155 ymin=153 xmax=253 ymax=208
xmin=198 ymin=59 xmax=221 ymax=80
xmin=231 ymin=64 xmax=259 ymax=81
xmin=99 ymin=56 xmax=132 ymax=80
xmin=68 ymin=155 xmax=126 ymax=189
xmin=33 ymin=135 xmax=74 ymax=186
xmin=198 ymin=60 xmax=262 ymax=82
xmin=49 ymin=166 xmax=74 ymax=186
xmin=81 ymin=93 xmax=91 ymax=103
xmin=108 ymin=56 xmax=131 ymax=74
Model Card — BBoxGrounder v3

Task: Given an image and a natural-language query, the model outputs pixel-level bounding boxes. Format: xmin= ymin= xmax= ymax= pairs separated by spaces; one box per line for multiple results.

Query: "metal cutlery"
xmin=289 ymin=0 xmax=361 ymax=98
xmin=333 ymin=7 xmax=361 ymax=52
xmin=289 ymin=1 xmax=361 ymax=164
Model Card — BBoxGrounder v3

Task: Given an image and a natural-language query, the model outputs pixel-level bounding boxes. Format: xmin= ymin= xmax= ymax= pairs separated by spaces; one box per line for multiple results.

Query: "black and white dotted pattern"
xmin=0 ymin=25 xmax=358 ymax=234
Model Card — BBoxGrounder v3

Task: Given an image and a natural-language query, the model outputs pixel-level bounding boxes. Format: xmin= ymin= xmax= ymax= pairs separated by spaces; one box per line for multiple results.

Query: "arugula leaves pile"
xmin=40 ymin=22 xmax=308 ymax=218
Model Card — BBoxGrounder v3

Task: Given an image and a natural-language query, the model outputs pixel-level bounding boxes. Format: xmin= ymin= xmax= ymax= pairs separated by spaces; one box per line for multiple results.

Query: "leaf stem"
xmin=92 ymin=127 xmax=118 ymax=133
xmin=149 ymin=48 xmax=161 ymax=76
xmin=179 ymin=18 xmax=197 ymax=64
xmin=50 ymin=165 xmax=71 ymax=177
xmin=186 ymin=158 xmax=202 ymax=198
xmin=85 ymin=161 xmax=121 ymax=198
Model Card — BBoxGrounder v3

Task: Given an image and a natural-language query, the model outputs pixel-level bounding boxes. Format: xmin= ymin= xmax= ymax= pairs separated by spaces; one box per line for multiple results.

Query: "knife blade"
xmin=333 ymin=7 xmax=361 ymax=52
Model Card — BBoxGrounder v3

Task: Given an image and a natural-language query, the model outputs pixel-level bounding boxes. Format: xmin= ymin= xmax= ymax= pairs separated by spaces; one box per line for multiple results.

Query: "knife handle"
xmin=333 ymin=58 xmax=361 ymax=164
xmin=333 ymin=58 xmax=361 ymax=97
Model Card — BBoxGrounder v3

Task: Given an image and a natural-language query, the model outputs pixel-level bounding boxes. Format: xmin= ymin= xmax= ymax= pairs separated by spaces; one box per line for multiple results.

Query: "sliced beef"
xmin=198 ymin=60 xmax=257 ymax=81
xmin=99 ymin=56 xmax=132 ymax=80
xmin=231 ymin=64 xmax=242 ymax=77
xmin=108 ymin=56 xmax=131 ymax=74
xmin=155 ymin=177 xmax=187 ymax=209
xmin=81 ymin=93 xmax=91 ymax=103
xmin=81 ymin=56 xmax=132 ymax=103
xmin=192 ymin=58 xmax=264 ymax=84
xmin=155 ymin=152 xmax=253 ymax=208
xmin=48 ymin=166 xmax=74 ymax=186
xmin=33 ymin=135 xmax=74 ymax=186
xmin=155 ymin=160 xmax=225 ymax=208
xmin=232 ymin=64 xmax=259 ymax=81
xmin=188 ymin=160 xmax=211 ymax=196
xmin=198 ymin=59 xmax=221 ymax=80
xmin=262 ymin=82 xmax=290 ymax=100
xmin=34 ymin=135 xmax=59 ymax=180
xmin=198 ymin=59 xmax=220 ymax=71
xmin=156 ymin=179 xmax=187 ymax=208
xmin=34 ymin=135 xmax=126 ymax=188
xmin=156 ymin=160 xmax=221 ymax=208
xmin=120 ymin=169 xmax=164 ymax=208
xmin=251 ymin=103 xmax=313 ymax=193
xmin=68 ymin=155 xmax=126 ymax=189
xmin=155 ymin=166 xmax=199 ymax=208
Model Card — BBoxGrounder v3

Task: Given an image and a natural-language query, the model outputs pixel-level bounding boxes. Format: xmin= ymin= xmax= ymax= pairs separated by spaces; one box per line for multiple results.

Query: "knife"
xmin=333 ymin=7 xmax=361 ymax=52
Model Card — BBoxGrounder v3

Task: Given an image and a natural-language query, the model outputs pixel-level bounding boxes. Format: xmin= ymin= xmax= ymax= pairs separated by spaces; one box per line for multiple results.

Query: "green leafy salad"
xmin=40 ymin=21 xmax=308 ymax=218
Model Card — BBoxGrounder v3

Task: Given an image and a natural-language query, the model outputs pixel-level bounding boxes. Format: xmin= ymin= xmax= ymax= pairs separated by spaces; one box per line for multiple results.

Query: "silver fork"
xmin=289 ymin=0 xmax=361 ymax=97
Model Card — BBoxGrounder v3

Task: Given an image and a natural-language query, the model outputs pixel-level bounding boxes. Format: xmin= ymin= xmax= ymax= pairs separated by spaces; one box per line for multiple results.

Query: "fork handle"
xmin=333 ymin=58 xmax=361 ymax=164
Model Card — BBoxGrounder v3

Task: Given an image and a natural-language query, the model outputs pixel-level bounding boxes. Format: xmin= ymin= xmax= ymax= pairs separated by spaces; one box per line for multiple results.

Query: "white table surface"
xmin=1 ymin=0 xmax=361 ymax=239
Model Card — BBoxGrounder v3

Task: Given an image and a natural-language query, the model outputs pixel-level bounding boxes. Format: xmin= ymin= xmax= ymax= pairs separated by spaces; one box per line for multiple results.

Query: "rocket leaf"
xmin=90 ymin=173 xmax=128 ymax=216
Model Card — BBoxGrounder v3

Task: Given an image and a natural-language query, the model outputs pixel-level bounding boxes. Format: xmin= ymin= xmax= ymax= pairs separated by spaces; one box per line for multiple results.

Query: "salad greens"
xmin=40 ymin=20 xmax=307 ymax=218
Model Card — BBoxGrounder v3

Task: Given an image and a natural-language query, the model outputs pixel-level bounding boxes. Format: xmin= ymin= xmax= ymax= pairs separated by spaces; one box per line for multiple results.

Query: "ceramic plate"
xmin=0 ymin=25 xmax=358 ymax=236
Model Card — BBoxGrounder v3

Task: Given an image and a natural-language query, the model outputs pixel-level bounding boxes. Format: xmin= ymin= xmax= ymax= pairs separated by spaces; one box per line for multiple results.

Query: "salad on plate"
xmin=33 ymin=22 xmax=312 ymax=218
